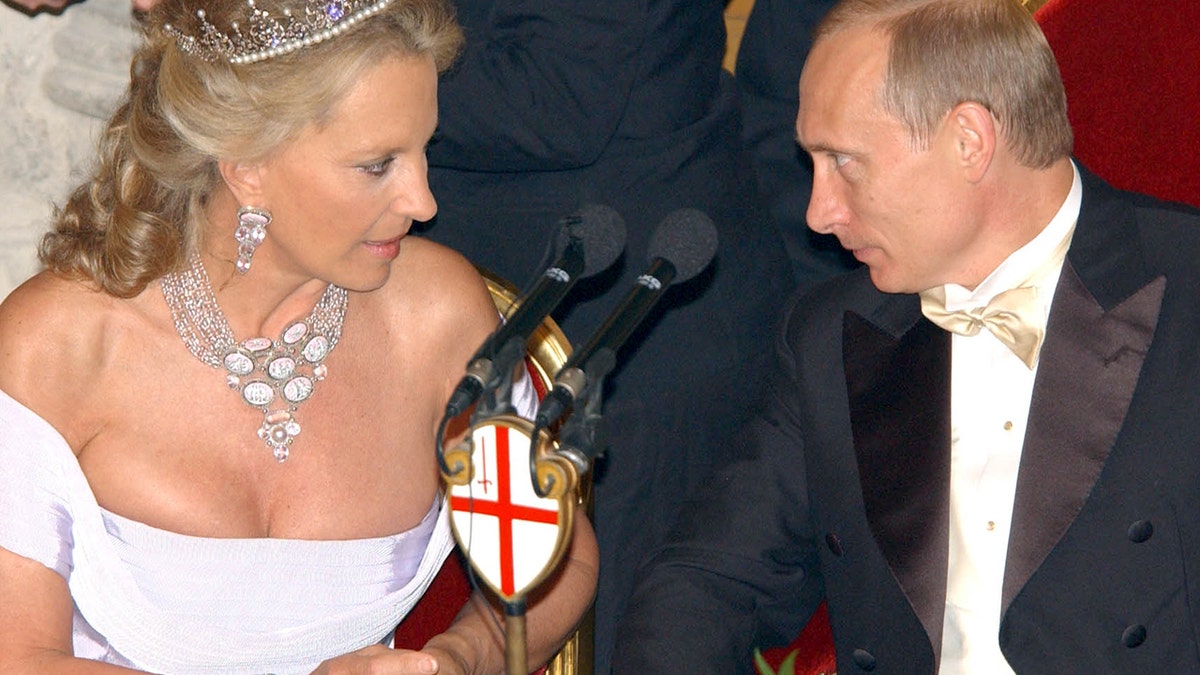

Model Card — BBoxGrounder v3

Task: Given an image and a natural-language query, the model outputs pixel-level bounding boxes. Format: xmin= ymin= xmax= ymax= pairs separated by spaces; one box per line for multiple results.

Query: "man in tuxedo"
xmin=613 ymin=0 xmax=1200 ymax=672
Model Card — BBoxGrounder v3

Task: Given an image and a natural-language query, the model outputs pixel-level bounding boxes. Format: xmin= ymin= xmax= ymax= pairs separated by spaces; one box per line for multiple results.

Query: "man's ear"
xmin=949 ymin=101 xmax=996 ymax=183
xmin=218 ymin=159 xmax=267 ymax=207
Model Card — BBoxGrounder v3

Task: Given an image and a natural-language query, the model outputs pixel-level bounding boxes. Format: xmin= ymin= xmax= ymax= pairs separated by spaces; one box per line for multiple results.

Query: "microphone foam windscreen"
xmin=648 ymin=208 xmax=718 ymax=283
xmin=555 ymin=204 xmax=627 ymax=277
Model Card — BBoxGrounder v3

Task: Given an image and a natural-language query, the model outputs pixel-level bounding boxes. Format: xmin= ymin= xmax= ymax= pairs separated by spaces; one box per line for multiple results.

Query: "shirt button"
xmin=987 ymin=521 xmax=996 ymax=531
xmin=1127 ymin=520 xmax=1154 ymax=543
xmin=825 ymin=533 xmax=844 ymax=556
xmin=852 ymin=648 xmax=877 ymax=670
xmin=1004 ymin=420 xmax=1014 ymax=431
xmin=1122 ymin=624 xmax=1147 ymax=648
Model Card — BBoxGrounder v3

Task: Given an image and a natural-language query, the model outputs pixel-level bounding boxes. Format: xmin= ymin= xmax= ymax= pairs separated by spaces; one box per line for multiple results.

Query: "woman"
xmin=0 ymin=0 xmax=597 ymax=671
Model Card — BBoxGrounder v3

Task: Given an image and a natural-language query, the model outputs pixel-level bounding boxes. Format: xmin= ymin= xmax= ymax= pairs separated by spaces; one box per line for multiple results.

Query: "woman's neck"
xmin=200 ymin=193 xmax=334 ymax=340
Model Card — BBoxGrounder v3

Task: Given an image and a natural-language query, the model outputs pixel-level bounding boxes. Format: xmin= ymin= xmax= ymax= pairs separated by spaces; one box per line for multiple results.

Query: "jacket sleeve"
xmin=611 ymin=302 xmax=825 ymax=671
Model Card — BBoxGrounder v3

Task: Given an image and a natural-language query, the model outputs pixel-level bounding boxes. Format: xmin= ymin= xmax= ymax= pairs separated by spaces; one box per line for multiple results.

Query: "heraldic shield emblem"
xmin=443 ymin=415 xmax=576 ymax=602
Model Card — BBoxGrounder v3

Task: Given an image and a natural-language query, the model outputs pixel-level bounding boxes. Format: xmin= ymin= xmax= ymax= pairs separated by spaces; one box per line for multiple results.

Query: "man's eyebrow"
xmin=796 ymin=137 xmax=839 ymax=155
xmin=794 ymin=129 xmax=828 ymax=152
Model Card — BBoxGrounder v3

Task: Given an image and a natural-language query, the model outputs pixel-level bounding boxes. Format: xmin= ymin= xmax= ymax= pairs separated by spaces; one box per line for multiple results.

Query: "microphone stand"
xmin=530 ymin=350 xmax=610 ymax=495
xmin=554 ymin=357 xmax=610 ymax=479
xmin=472 ymin=339 xmax=525 ymax=421
xmin=442 ymin=411 xmax=582 ymax=675
xmin=504 ymin=598 xmax=528 ymax=675
xmin=437 ymin=325 xmax=527 ymax=480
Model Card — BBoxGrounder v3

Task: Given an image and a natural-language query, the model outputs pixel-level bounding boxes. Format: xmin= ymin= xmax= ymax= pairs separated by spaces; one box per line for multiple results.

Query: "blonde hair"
xmin=815 ymin=0 xmax=1072 ymax=168
xmin=39 ymin=0 xmax=463 ymax=297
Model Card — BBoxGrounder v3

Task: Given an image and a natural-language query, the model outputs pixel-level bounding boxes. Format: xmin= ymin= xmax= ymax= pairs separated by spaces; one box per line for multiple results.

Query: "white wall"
xmin=0 ymin=0 xmax=135 ymax=300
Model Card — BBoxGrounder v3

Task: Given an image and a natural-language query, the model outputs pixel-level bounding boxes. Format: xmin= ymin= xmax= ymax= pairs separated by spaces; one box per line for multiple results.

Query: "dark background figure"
xmin=734 ymin=0 xmax=856 ymax=287
xmin=421 ymin=0 xmax=795 ymax=670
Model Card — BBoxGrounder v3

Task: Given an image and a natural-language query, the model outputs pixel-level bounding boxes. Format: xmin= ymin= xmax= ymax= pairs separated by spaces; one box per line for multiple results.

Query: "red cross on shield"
xmin=448 ymin=416 xmax=572 ymax=600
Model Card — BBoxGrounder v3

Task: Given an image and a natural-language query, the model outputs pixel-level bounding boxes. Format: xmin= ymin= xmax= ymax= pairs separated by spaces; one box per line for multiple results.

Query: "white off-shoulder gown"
xmin=0 ymin=387 xmax=455 ymax=675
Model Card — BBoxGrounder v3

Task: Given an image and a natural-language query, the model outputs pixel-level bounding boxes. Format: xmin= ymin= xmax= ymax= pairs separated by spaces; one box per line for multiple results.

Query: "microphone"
xmin=533 ymin=208 xmax=719 ymax=469
xmin=443 ymin=204 xmax=626 ymax=420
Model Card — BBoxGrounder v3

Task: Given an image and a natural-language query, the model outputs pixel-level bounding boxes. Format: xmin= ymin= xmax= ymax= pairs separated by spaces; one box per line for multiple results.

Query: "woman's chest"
xmin=77 ymin=357 xmax=447 ymax=540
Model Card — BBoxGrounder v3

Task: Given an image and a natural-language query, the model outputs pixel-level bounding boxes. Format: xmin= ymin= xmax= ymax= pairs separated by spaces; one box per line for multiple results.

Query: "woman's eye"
xmin=360 ymin=157 xmax=395 ymax=176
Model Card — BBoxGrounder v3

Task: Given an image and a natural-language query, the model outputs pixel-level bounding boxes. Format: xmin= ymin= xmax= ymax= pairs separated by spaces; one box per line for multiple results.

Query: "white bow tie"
xmin=919 ymin=285 xmax=1045 ymax=369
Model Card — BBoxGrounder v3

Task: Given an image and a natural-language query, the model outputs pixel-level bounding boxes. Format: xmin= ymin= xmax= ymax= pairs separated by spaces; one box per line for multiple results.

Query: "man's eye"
xmin=834 ymin=154 xmax=851 ymax=168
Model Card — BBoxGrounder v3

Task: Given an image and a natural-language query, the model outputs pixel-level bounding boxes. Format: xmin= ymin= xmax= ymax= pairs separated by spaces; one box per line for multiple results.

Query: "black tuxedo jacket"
xmin=613 ymin=167 xmax=1200 ymax=673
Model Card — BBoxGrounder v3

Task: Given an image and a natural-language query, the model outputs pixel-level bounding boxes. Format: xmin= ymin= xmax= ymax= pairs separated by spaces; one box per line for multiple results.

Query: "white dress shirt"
xmin=937 ymin=163 xmax=1083 ymax=673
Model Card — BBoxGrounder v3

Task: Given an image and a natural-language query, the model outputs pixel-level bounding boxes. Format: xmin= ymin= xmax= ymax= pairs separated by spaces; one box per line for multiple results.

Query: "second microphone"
xmin=534 ymin=208 xmax=720 ymax=448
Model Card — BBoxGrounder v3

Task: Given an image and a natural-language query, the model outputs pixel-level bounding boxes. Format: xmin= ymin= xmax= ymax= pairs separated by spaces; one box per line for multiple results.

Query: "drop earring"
xmin=234 ymin=206 xmax=271 ymax=274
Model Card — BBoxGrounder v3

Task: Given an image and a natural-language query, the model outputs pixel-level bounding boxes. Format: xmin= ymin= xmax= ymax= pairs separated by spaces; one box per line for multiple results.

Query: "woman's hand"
xmin=310 ymin=644 xmax=465 ymax=675
xmin=3 ymin=0 xmax=73 ymax=15
xmin=2 ymin=0 xmax=154 ymax=15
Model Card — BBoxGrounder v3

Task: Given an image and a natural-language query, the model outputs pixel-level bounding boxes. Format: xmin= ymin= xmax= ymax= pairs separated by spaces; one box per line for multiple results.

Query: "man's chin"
xmin=865 ymin=267 xmax=914 ymax=295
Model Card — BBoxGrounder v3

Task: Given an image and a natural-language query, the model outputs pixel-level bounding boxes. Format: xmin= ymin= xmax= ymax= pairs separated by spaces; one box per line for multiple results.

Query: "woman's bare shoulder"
xmin=0 ymin=272 xmax=118 ymax=409
xmin=365 ymin=237 xmax=498 ymax=377
xmin=396 ymin=236 xmax=487 ymax=286
xmin=0 ymin=271 xmax=107 ymax=354
xmin=388 ymin=236 xmax=497 ymax=326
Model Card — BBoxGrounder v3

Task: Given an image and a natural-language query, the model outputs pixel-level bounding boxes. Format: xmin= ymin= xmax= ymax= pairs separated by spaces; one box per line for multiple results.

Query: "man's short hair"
xmin=816 ymin=0 xmax=1073 ymax=168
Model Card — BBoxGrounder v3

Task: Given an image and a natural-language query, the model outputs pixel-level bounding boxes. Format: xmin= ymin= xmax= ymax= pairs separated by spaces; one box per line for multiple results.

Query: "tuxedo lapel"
xmin=844 ymin=306 xmax=951 ymax=659
xmin=1002 ymin=263 xmax=1165 ymax=613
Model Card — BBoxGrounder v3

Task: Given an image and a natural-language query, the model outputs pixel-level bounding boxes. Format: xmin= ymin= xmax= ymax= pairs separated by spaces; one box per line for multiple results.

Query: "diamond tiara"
xmin=165 ymin=0 xmax=395 ymax=65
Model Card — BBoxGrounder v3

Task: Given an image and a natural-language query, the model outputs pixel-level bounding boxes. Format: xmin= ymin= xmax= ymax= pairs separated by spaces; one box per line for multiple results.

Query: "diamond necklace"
xmin=161 ymin=254 xmax=348 ymax=461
